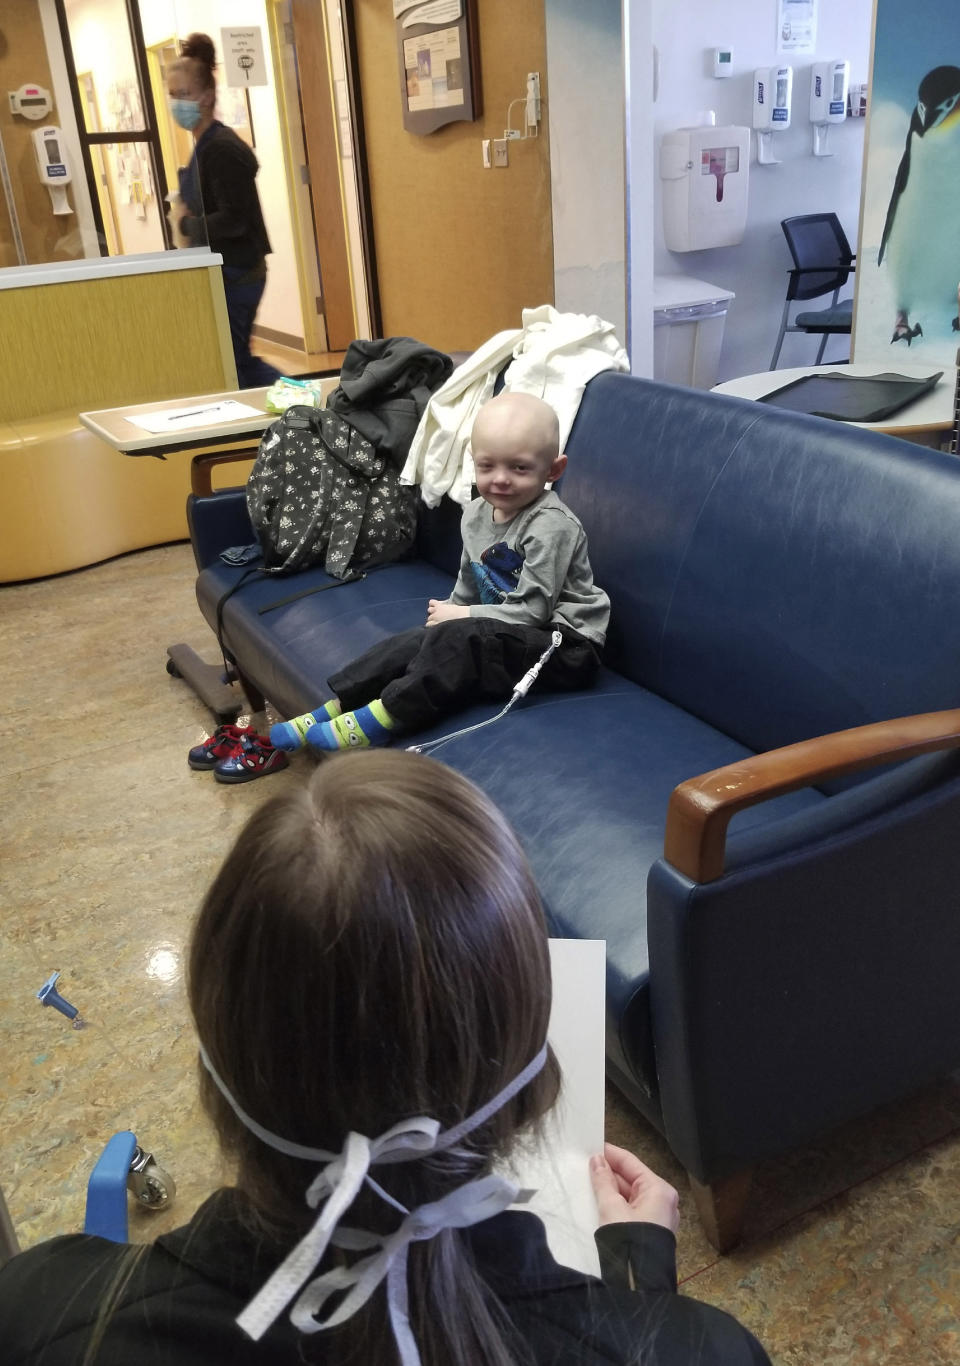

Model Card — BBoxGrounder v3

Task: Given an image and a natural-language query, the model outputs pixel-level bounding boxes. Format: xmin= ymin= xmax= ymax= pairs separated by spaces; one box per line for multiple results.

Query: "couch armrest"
xmin=186 ymin=488 xmax=255 ymax=571
xmin=664 ymin=709 xmax=960 ymax=882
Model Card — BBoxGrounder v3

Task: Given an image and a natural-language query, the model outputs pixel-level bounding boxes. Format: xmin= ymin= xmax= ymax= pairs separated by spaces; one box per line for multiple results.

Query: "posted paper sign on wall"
xmin=221 ymin=28 xmax=268 ymax=87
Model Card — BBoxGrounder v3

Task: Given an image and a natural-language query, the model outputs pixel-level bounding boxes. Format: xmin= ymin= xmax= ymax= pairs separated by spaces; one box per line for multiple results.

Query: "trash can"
xmin=653 ymin=275 xmax=735 ymax=389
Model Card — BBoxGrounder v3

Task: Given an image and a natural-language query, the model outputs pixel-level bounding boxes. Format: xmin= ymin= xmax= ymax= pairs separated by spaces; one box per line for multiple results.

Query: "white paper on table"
xmin=124 ymin=399 xmax=265 ymax=435
xmin=503 ymin=938 xmax=606 ymax=1277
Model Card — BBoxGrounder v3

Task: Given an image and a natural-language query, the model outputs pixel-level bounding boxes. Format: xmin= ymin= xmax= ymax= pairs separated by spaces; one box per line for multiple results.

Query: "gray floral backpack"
xmin=246 ymin=404 xmax=419 ymax=579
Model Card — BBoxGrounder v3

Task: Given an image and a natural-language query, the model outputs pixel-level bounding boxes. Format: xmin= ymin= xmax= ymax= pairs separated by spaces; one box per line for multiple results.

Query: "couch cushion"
xmin=197 ymin=559 xmax=459 ymax=719
xmin=561 ymin=374 xmax=960 ymax=759
xmin=419 ymin=681 xmax=825 ymax=1095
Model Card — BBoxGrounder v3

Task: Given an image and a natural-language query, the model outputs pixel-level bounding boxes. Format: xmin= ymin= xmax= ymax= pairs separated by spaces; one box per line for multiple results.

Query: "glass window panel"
xmin=64 ymin=0 xmax=146 ymax=135
xmin=96 ymin=141 xmax=166 ymax=255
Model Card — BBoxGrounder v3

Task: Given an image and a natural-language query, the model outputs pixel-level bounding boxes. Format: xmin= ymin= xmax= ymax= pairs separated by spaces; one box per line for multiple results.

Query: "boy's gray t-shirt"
xmin=448 ymin=490 xmax=610 ymax=645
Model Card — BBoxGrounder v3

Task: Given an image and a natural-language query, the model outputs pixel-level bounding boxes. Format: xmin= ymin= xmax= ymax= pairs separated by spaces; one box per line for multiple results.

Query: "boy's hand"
xmin=426 ymin=600 xmax=470 ymax=627
xmin=589 ymin=1143 xmax=680 ymax=1232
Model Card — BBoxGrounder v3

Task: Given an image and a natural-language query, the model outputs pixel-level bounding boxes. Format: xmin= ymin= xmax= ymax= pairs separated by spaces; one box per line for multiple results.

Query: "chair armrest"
xmin=190 ymin=445 xmax=260 ymax=497
xmin=787 ymin=265 xmax=855 ymax=280
xmin=664 ymin=709 xmax=960 ymax=883
xmin=187 ymin=488 xmax=256 ymax=570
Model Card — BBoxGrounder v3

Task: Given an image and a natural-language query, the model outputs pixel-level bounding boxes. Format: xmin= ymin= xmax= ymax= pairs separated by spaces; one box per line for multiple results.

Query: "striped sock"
xmin=305 ymin=699 xmax=396 ymax=751
xmin=269 ymin=699 xmax=342 ymax=752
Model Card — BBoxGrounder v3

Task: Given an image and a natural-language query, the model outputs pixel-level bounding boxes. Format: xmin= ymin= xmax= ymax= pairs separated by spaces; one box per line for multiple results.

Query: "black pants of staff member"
xmin=222 ymin=263 xmax=282 ymax=389
xmin=328 ymin=617 xmax=601 ymax=730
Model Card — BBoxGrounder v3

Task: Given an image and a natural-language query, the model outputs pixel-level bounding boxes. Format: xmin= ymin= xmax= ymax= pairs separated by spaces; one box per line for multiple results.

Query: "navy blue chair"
xmin=770 ymin=212 xmax=855 ymax=369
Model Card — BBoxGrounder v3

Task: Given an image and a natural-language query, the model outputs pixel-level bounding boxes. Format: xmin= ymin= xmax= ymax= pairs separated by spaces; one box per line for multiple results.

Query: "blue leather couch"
xmin=188 ymin=372 xmax=960 ymax=1248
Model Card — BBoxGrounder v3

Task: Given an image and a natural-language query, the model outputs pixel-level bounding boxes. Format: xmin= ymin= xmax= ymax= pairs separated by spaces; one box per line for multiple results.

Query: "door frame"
xmin=52 ymin=0 xmax=172 ymax=253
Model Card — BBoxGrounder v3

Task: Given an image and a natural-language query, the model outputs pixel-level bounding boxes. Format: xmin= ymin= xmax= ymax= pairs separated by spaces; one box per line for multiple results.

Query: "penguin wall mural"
xmin=855 ymin=0 xmax=960 ymax=364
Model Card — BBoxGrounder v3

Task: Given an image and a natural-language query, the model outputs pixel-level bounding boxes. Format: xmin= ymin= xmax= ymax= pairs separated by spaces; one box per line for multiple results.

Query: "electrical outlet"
xmin=493 ymin=138 xmax=509 ymax=167
xmin=481 ymin=138 xmax=491 ymax=168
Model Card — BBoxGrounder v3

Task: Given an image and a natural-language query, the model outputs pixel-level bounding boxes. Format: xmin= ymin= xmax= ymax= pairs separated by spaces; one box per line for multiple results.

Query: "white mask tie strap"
xmin=198 ymin=1043 xmax=548 ymax=1359
xmin=288 ymin=1174 xmax=517 ymax=1365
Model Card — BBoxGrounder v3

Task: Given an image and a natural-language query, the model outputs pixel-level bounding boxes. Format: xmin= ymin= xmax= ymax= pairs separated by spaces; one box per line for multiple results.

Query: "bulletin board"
xmin=394 ymin=0 xmax=481 ymax=136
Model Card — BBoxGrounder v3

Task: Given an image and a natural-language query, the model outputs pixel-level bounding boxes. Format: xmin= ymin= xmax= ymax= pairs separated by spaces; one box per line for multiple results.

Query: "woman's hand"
xmin=589 ymin=1142 xmax=680 ymax=1233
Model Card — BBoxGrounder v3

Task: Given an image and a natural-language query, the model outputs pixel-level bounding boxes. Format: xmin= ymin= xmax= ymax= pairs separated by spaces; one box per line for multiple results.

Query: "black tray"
xmin=757 ymin=370 xmax=944 ymax=423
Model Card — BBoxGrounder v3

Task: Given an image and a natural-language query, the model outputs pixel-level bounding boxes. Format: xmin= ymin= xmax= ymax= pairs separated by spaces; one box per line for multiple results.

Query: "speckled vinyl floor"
xmin=2 ymin=543 xmax=959 ymax=1363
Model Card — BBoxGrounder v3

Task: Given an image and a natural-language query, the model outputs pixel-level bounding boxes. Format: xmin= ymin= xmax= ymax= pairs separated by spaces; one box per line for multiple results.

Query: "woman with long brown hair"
xmin=1 ymin=752 xmax=770 ymax=1364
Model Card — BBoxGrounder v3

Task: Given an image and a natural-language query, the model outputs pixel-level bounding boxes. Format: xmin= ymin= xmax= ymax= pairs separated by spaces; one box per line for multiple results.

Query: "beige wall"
xmin=0 ymin=0 xmax=72 ymax=267
xmin=353 ymin=0 xmax=554 ymax=352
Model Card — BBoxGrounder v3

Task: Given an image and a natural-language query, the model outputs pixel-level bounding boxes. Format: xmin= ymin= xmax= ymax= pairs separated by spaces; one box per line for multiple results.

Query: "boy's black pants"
xmin=328 ymin=617 xmax=601 ymax=729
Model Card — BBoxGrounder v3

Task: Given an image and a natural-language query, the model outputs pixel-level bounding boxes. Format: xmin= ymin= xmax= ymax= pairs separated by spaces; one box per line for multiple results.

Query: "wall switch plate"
xmin=493 ymin=138 xmax=508 ymax=167
xmin=481 ymin=138 xmax=491 ymax=168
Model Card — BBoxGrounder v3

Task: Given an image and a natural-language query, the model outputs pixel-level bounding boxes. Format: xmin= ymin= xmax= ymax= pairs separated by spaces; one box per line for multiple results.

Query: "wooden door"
xmin=290 ymin=0 xmax=360 ymax=349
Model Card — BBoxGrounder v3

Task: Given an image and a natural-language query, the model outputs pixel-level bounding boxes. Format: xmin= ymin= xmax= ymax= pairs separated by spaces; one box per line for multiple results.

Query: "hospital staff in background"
xmin=167 ymin=32 xmax=281 ymax=389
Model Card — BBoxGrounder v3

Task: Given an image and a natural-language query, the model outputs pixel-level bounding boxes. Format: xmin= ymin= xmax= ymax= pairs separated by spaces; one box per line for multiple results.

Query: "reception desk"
xmin=1 ymin=250 xmax=238 ymax=582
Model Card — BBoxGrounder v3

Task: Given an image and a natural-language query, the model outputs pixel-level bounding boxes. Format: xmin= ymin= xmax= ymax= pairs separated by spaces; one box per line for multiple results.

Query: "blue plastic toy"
xmin=36 ymin=972 xmax=84 ymax=1028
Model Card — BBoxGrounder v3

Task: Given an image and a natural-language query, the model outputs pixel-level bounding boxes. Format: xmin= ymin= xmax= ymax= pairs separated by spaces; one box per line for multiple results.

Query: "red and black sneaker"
xmin=187 ymin=724 xmax=255 ymax=771
xmin=214 ymin=733 xmax=289 ymax=784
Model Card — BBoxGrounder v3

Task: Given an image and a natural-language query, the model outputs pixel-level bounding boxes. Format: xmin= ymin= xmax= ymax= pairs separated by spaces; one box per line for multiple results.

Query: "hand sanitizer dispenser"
xmin=659 ymin=123 xmax=751 ymax=251
xmin=809 ymin=60 xmax=849 ymax=157
xmin=753 ymin=66 xmax=792 ymax=165
xmin=32 ymin=125 xmax=73 ymax=215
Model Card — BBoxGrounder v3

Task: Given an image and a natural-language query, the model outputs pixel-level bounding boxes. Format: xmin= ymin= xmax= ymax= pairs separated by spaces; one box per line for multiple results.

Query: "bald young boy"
xmin=270 ymin=392 xmax=611 ymax=751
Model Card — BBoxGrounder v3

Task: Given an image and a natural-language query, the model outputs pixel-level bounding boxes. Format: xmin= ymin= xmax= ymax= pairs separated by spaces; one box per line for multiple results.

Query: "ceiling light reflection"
xmin=145 ymin=944 xmax=181 ymax=983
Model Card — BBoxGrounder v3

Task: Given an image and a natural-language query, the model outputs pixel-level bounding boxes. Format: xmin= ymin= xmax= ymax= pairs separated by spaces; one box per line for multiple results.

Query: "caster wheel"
xmin=166 ymin=658 xmax=182 ymax=679
xmin=132 ymin=1161 xmax=176 ymax=1209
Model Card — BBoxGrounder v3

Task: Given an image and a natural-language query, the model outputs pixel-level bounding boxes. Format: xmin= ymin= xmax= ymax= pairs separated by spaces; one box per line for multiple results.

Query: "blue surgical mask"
xmin=171 ymin=98 xmax=202 ymax=131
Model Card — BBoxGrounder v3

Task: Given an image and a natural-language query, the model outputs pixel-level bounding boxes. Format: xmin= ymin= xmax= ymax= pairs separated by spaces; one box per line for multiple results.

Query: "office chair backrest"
xmin=782 ymin=213 xmax=854 ymax=301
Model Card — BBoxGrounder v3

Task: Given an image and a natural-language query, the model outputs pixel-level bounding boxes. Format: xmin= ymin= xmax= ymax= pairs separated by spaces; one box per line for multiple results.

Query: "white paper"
xmin=403 ymin=0 xmax=462 ymax=28
xmin=777 ymin=0 xmax=817 ymax=54
xmin=221 ymin=27 xmax=269 ymax=88
xmin=504 ymin=938 xmax=606 ymax=1277
xmin=124 ymin=399 xmax=265 ymax=435
xmin=404 ymin=26 xmax=464 ymax=111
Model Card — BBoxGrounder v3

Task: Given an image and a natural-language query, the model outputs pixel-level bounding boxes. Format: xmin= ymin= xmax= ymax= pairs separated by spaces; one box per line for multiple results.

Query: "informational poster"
xmin=777 ymin=0 xmax=817 ymax=55
xmin=220 ymin=27 xmax=268 ymax=88
xmin=854 ymin=0 xmax=960 ymax=365
xmin=395 ymin=0 xmax=479 ymax=133
xmin=403 ymin=26 xmax=464 ymax=111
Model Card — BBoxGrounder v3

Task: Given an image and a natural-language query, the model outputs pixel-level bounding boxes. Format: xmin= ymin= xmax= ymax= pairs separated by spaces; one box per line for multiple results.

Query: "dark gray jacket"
xmin=1 ymin=1192 xmax=770 ymax=1365
xmin=326 ymin=337 xmax=453 ymax=471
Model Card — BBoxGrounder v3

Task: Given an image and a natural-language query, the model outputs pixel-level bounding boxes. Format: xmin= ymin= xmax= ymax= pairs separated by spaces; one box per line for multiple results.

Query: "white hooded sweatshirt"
xmin=400 ymin=305 xmax=630 ymax=507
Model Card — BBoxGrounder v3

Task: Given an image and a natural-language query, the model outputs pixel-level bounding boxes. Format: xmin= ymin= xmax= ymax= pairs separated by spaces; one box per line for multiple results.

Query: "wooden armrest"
xmin=190 ymin=446 xmax=260 ymax=497
xmin=664 ymin=709 xmax=960 ymax=883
